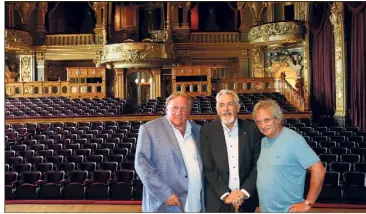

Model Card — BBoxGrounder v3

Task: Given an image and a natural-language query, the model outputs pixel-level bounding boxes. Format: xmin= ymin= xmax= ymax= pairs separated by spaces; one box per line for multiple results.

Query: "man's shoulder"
xmin=238 ymin=118 xmax=258 ymax=131
xmin=283 ymin=127 xmax=305 ymax=140
xmin=190 ymin=120 xmax=201 ymax=130
xmin=202 ymin=119 xmax=221 ymax=130
xmin=143 ymin=117 xmax=165 ymax=129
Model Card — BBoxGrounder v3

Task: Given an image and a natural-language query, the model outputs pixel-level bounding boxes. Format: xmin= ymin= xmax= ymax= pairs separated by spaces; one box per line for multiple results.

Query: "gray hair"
xmin=215 ymin=89 xmax=240 ymax=108
xmin=165 ymin=92 xmax=192 ymax=110
xmin=252 ymin=99 xmax=284 ymax=125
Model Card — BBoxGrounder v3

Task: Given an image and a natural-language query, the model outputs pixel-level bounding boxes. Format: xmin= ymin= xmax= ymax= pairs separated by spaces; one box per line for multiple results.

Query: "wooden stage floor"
xmin=5 ymin=204 xmax=366 ymax=213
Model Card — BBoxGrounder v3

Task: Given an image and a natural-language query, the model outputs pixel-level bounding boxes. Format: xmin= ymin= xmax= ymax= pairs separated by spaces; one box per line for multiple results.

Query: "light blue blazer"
xmin=134 ymin=116 xmax=203 ymax=212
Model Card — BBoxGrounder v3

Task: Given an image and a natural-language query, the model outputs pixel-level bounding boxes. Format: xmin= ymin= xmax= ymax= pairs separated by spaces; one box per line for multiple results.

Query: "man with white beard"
xmin=200 ymin=89 xmax=262 ymax=212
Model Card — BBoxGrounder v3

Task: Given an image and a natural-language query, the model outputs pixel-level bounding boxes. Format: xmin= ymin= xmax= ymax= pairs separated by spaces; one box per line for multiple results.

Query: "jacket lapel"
xmin=215 ymin=121 xmax=229 ymax=174
xmin=238 ymin=119 xmax=248 ymax=177
xmin=161 ymin=117 xmax=185 ymax=166
xmin=190 ymin=122 xmax=203 ymax=172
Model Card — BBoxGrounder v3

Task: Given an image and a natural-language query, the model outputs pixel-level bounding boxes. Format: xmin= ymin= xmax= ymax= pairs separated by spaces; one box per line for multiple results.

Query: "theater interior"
xmin=4 ymin=1 xmax=366 ymax=212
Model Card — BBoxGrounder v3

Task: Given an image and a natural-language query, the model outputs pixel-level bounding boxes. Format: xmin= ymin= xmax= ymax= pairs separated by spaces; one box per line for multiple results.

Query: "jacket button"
xmin=185 ymin=175 xmax=188 ymax=178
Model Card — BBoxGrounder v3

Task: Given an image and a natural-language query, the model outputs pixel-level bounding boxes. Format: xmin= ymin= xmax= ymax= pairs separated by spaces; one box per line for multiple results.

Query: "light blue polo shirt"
xmin=257 ymin=127 xmax=319 ymax=212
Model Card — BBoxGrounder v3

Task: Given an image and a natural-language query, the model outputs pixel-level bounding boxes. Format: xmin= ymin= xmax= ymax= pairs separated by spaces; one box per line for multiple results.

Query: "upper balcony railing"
xmin=190 ymin=32 xmax=240 ymax=43
xmin=45 ymin=34 xmax=96 ymax=46
xmin=5 ymin=81 xmax=105 ymax=98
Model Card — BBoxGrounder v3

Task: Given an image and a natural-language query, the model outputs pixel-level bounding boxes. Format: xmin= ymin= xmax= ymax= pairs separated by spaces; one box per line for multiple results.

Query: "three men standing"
xmin=135 ymin=90 xmax=325 ymax=213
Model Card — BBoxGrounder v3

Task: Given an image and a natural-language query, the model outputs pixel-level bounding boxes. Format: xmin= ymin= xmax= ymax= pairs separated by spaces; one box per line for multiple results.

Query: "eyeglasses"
xmin=255 ymin=118 xmax=274 ymax=126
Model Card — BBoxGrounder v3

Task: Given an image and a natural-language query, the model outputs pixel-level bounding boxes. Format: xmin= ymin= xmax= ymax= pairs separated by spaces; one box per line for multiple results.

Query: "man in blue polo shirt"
xmin=252 ymin=100 xmax=326 ymax=212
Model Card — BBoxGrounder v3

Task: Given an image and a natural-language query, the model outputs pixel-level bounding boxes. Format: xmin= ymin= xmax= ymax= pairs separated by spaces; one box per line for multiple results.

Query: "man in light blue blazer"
xmin=135 ymin=92 xmax=204 ymax=212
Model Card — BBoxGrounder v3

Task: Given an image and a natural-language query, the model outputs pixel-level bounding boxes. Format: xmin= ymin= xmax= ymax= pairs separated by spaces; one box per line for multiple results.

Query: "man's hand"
xmin=224 ymin=189 xmax=245 ymax=209
xmin=165 ymin=194 xmax=181 ymax=207
xmin=224 ymin=189 xmax=245 ymax=204
xmin=289 ymin=201 xmax=311 ymax=213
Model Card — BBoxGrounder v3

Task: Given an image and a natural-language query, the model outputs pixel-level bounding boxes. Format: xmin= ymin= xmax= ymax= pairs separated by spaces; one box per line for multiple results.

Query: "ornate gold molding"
xmin=20 ymin=56 xmax=33 ymax=82
xmin=5 ymin=29 xmax=33 ymax=53
xmin=246 ymin=2 xmax=270 ymax=25
xmin=251 ymin=48 xmax=265 ymax=77
xmin=100 ymin=43 xmax=169 ymax=68
xmin=295 ymin=2 xmax=307 ymax=21
xmin=330 ymin=2 xmax=346 ymax=116
xmin=248 ymin=21 xmax=305 ymax=46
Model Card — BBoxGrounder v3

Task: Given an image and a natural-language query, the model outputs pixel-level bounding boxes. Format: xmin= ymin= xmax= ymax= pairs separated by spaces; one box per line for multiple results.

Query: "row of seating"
xmin=137 ymin=93 xmax=299 ymax=114
xmin=305 ymin=171 xmax=366 ymax=204
xmin=5 ymin=170 xmax=142 ymax=200
xmin=5 ymin=97 xmax=126 ymax=117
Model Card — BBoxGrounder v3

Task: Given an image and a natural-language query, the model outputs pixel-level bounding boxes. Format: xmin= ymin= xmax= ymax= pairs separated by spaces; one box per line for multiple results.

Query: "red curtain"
xmin=346 ymin=2 xmax=366 ymax=130
xmin=309 ymin=3 xmax=336 ymax=118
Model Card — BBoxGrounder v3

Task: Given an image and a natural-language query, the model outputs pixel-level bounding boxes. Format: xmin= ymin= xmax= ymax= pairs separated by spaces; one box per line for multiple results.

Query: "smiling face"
xmin=216 ymin=93 xmax=239 ymax=127
xmin=254 ymin=108 xmax=283 ymax=139
xmin=165 ymin=95 xmax=190 ymax=129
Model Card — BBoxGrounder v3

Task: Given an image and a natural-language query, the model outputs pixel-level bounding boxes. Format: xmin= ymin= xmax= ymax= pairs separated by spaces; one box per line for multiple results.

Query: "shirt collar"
xmin=166 ymin=116 xmax=192 ymax=135
xmin=221 ymin=119 xmax=238 ymax=131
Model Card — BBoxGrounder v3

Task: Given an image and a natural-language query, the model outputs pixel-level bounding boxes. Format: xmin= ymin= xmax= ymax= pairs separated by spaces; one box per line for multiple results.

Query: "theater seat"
xmin=110 ymin=170 xmax=135 ymax=200
xmin=62 ymin=170 xmax=88 ymax=199
xmin=15 ymin=171 xmax=42 ymax=199
xmin=317 ymin=172 xmax=342 ymax=203
xmin=5 ymin=172 xmax=19 ymax=199
xmin=38 ymin=171 xmax=65 ymax=199
xmin=342 ymin=172 xmax=366 ymax=204
xmin=86 ymin=170 xmax=112 ymax=199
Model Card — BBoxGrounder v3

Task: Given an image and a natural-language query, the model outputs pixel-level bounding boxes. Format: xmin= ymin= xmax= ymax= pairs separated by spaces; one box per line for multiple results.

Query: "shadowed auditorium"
xmin=4 ymin=1 xmax=366 ymax=213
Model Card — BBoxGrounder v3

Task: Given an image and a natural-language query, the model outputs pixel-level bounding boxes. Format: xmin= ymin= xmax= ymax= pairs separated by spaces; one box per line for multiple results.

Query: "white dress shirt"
xmin=169 ymin=120 xmax=202 ymax=212
xmin=220 ymin=119 xmax=250 ymax=200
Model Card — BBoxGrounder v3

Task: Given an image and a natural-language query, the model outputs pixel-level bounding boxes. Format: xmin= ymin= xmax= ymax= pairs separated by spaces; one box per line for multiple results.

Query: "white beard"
xmin=221 ymin=115 xmax=235 ymax=125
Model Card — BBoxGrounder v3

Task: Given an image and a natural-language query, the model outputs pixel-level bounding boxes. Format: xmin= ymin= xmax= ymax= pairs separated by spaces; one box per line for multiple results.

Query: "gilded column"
xmin=92 ymin=2 xmax=108 ymax=44
xmin=297 ymin=2 xmax=311 ymax=111
xmin=251 ymin=48 xmax=265 ymax=77
xmin=153 ymin=69 xmax=161 ymax=98
xmin=237 ymin=2 xmax=248 ymax=42
xmin=19 ymin=55 xmax=35 ymax=82
xmin=114 ymin=68 xmax=125 ymax=100
xmin=330 ymin=2 xmax=346 ymax=117
xmin=238 ymin=50 xmax=250 ymax=77
xmin=36 ymin=52 xmax=48 ymax=81
xmin=267 ymin=2 xmax=274 ymax=22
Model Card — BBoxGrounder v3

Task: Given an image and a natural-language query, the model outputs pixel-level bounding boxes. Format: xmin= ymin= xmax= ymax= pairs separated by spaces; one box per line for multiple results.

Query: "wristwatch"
xmin=304 ymin=200 xmax=313 ymax=207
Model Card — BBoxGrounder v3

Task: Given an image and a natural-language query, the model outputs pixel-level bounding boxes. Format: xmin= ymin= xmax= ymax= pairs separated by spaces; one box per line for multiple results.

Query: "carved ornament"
xmin=295 ymin=2 xmax=307 ymax=21
xmin=15 ymin=2 xmax=36 ymax=25
xmin=248 ymin=21 xmax=305 ymax=46
xmin=38 ymin=2 xmax=48 ymax=13
xmin=330 ymin=2 xmax=345 ymax=112
xmin=100 ymin=43 xmax=169 ymax=68
xmin=246 ymin=2 xmax=270 ymax=25
xmin=251 ymin=48 xmax=265 ymax=77
xmin=20 ymin=56 xmax=32 ymax=82
xmin=5 ymin=29 xmax=33 ymax=53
